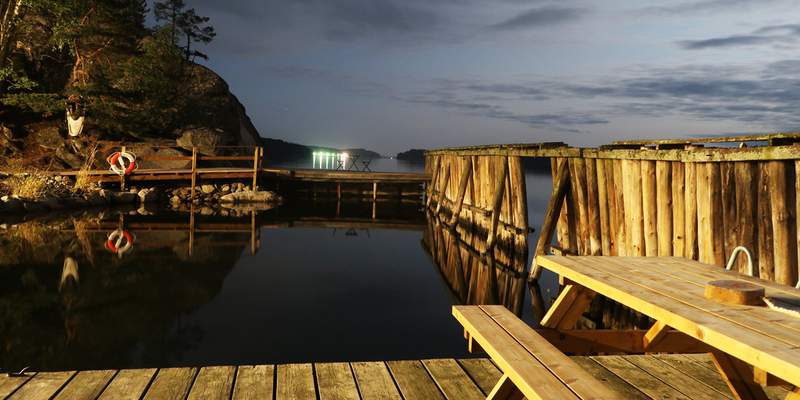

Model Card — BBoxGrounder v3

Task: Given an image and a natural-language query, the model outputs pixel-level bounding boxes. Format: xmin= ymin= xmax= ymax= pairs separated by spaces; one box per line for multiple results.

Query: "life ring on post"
xmin=105 ymin=229 xmax=134 ymax=256
xmin=106 ymin=151 xmax=138 ymax=176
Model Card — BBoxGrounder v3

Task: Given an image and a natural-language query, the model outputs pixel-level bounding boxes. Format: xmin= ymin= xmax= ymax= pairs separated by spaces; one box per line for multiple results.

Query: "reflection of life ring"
xmin=106 ymin=151 xmax=137 ymax=176
xmin=105 ymin=229 xmax=134 ymax=256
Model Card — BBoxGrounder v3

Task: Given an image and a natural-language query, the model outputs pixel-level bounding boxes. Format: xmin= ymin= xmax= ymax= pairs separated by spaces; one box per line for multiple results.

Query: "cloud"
xmin=641 ymin=0 xmax=780 ymax=15
xmin=490 ymin=6 xmax=584 ymax=30
xmin=678 ymin=23 xmax=800 ymax=50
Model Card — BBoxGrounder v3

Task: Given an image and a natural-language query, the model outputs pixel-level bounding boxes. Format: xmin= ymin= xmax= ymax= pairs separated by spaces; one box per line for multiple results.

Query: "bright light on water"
xmin=311 ymin=151 xmax=350 ymax=170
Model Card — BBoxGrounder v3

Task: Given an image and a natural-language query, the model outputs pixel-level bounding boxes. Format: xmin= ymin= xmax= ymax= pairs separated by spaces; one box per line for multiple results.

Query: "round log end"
xmin=704 ymin=280 xmax=765 ymax=306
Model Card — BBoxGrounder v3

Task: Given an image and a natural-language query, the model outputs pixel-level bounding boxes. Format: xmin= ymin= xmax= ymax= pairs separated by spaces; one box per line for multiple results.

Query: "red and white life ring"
xmin=105 ymin=229 xmax=134 ymax=256
xmin=106 ymin=151 xmax=138 ymax=176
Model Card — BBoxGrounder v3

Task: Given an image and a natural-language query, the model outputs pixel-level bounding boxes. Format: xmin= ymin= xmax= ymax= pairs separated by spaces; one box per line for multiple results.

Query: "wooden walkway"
xmin=47 ymin=167 xmax=430 ymax=185
xmin=0 ymin=354 xmax=791 ymax=399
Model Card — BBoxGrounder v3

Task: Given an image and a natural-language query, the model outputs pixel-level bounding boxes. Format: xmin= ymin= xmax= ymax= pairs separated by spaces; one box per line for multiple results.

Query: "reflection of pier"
xmin=64 ymin=210 xmax=427 ymax=257
xmin=422 ymin=213 xmax=528 ymax=316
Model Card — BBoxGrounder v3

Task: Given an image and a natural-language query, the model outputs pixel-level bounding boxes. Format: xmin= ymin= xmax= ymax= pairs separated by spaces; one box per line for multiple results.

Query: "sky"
xmin=189 ymin=0 xmax=800 ymax=154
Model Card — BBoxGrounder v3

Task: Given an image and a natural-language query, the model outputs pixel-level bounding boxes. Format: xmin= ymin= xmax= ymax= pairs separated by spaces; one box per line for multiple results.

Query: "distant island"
xmin=261 ymin=138 xmax=382 ymax=165
xmin=396 ymin=149 xmax=426 ymax=163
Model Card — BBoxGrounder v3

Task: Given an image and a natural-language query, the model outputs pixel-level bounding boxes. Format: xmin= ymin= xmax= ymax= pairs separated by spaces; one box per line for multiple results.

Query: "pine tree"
xmin=153 ymin=0 xmax=215 ymax=61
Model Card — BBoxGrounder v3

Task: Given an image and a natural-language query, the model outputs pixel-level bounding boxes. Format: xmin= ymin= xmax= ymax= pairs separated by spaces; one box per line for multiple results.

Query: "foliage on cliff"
xmin=0 ymin=0 xmax=217 ymax=140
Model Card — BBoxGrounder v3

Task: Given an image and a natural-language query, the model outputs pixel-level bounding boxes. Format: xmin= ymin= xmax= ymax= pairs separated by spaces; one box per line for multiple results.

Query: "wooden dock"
xmin=0 ymin=354 xmax=791 ymax=399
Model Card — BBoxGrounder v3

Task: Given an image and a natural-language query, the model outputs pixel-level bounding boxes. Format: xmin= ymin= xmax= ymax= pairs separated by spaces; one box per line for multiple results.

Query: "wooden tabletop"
xmin=536 ymin=255 xmax=800 ymax=387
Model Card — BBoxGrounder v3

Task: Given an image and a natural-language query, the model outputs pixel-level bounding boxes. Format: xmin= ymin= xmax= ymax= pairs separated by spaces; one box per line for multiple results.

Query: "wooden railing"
xmin=93 ymin=143 xmax=264 ymax=193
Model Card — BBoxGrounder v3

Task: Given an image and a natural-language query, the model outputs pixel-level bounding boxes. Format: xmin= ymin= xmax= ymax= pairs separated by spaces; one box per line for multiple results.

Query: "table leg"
xmin=784 ymin=387 xmax=800 ymax=400
xmin=487 ymin=375 xmax=524 ymax=400
xmin=709 ymin=350 xmax=769 ymax=400
xmin=540 ymin=284 xmax=596 ymax=330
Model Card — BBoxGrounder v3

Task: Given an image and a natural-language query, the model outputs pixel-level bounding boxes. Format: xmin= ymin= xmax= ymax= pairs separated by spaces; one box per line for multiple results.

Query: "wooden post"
xmin=190 ymin=147 xmax=197 ymax=200
xmin=671 ymin=161 xmax=685 ymax=257
xmin=188 ymin=204 xmax=195 ymax=257
xmin=767 ymin=161 xmax=798 ymax=285
xmin=372 ymin=182 xmax=377 ymax=202
xmin=623 ymin=160 xmax=644 ymax=256
xmin=250 ymin=210 xmax=257 ymax=255
xmin=120 ymin=145 xmax=127 ymax=191
xmin=435 ymin=161 xmax=451 ymax=214
xmin=685 ymin=162 xmax=698 ymax=260
xmin=656 ymin=161 xmax=672 ymax=256
xmin=448 ymin=157 xmax=473 ymax=227
xmin=735 ymin=162 xmax=758 ymax=274
xmin=641 ymin=160 xmax=658 ymax=256
xmin=596 ymin=158 xmax=611 ymax=255
xmin=337 ymin=183 xmax=341 ymax=200
xmin=585 ymin=158 xmax=602 ymax=255
xmin=252 ymin=146 xmax=260 ymax=191
xmin=571 ymin=158 xmax=589 ymax=255
xmin=484 ymin=157 xmax=508 ymax=255
xmin=758 ymin=163 xmax=774 ymax=280
xmin=426 ymin=156 xmax=440 ymax=208
xmin=529 ymin=159 xmax=570 ymax=281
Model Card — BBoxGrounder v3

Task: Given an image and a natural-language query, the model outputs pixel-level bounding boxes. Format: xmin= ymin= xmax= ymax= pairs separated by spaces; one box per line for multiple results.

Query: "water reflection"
xmin=422 ymin=212 xmax=529 ymax=316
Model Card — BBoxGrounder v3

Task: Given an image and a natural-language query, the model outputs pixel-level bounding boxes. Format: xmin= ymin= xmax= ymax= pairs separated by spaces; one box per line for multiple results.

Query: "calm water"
xmin=0 ymin=160 xmax=567 ymax=372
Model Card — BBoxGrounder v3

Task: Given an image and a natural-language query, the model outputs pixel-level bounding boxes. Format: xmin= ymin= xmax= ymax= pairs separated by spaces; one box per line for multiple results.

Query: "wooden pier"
xmin=0 ymin=354 xmax=791 ymax=399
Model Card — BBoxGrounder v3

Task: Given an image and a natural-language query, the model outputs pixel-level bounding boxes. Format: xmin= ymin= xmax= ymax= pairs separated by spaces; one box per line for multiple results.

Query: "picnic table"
xmin=536 ymin=255 xmax=800 ymax=400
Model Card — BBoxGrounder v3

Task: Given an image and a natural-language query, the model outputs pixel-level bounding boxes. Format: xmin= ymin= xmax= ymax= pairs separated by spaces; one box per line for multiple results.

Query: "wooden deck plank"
xmin=452 ymin=306 xmax=581 ymax=399
xmin=386 ymin=360 xmax=444 ymax=400
xmin=625 ymin=355 xmax=725 ymax=400
xmin=537 ymin=256 xmax=800 ymax=387
xmin=6 ymin=371 xmax=75 ymax=400
xmin=142 ymin=368 xmax=197 ymax=400
xmin=187 ymin=366 xmax=236 ymax=400
xmin=97 ymin=368 xmax=157 ymax=400
xmin=480 ymin=305 xmax=620 ymax=399
xmin=652 ymin=354 xmax=733 ymax=397
xmin=315 ymin=362 xmax=360 ymax=400
xmin=276 ymin=363 xmax=315 ymax=400
xmin=0 ymin=374 xmax=36 ymax=399
xmin=590 ymin=356 xmax=692 ymax=400
xmin=54 ymin=370 xmax=116 ymax=400
xmin=571 ymin=357 xmax=648 ymax=400
xmin=679 ymin=354 xmax=789 ymax=400
xmin=456 ymin=358 xmax=502 ymax=396
xmin=421 ymin=359 xmax=484 ymax=400
xmin=351 ymin=361 xmax=402 ymax=400
xmin=232 ymin=365 xmax=274 ymax=400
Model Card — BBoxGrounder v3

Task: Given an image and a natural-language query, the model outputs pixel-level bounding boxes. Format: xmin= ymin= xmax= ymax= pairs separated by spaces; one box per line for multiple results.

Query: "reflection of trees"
xmin=0 ymin=215 xmax=246 ymax=372
xmin=422 ymin=212 xmax=528 ymax=316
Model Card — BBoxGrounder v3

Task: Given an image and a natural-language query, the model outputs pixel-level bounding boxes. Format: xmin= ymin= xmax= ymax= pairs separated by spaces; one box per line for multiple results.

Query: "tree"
xmin=153 ymin=0 xmax=215 ymax=61
xmin=177 ymin=8 xmax=214 ymax=61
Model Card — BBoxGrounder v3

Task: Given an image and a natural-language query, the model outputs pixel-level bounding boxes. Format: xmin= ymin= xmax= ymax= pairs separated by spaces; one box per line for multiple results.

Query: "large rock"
xmin=138 ymin=188 xmax=159 ymax=203
xmin=33 ymin=126 xmax=62 ymax=150
xmin=219 ymin=190 xmax=281 ymax=205
xmin=1 ymin=195 xmax=24 ymax=212
xmin=135 ymin=147 xmax=192 ymax=170
xmin=111 ymin=191 xmax=138 ymax=204
xmin=176 ymin=127 xmax=230 ymax=156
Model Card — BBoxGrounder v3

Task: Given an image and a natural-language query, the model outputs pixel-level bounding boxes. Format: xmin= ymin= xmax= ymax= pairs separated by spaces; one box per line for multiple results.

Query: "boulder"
xmin=33 ymin=126 xmax=62 ymax=150
xmin=39 ymin=197 xmax=63 ymax=210
xmin=176 ymin=127 xmax=230 ymax=156
xmin=219 ymin=190 xmax=282 ymax=205
xmin=22 ymin=200 xmax=44 ymax=212
xmin=138 ymin=188 xmax=159 ymax=203
xmin=111 ymin=191 xmax=138 ymax=204
xmin=135 ymin=147 xmax=192 ymax=170
xmin=85 ymin=189 xmax=110 ymax=206
xmin=200 ymin=184 xmax=216 ymax=194
xmin=1 ymin=195 xmax=24 ymax=212
xmin=170 ymin=195 xmax=182 ymax=205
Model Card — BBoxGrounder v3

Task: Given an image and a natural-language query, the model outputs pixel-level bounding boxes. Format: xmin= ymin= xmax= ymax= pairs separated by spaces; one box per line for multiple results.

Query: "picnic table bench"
xmin=453 ymin=305 xmax=622 ymax=399
xmin=536 ymin=255 xmax=800 ymax=400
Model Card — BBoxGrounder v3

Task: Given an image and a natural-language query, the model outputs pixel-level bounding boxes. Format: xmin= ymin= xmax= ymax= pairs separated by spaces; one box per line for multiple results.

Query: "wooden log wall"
xmin=551 ymin=156 xmax=800 ymax=286
xmin=424 ymin=154 xmax=529 ymax=259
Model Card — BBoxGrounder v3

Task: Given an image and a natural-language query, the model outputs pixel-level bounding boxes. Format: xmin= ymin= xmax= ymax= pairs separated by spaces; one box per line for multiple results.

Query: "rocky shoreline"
xmin=0 ymin=175 xmax=282 ymax=217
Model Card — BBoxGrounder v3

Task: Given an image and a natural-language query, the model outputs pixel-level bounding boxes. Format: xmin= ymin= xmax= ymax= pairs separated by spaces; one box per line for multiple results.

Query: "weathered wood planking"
xmin=424 ymin=154 xmax=529 ymax=260
xmin=8 ymin=355 xmax=775 ymax=400
xmin=536 ymin=155 xmax=800 ymax=286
